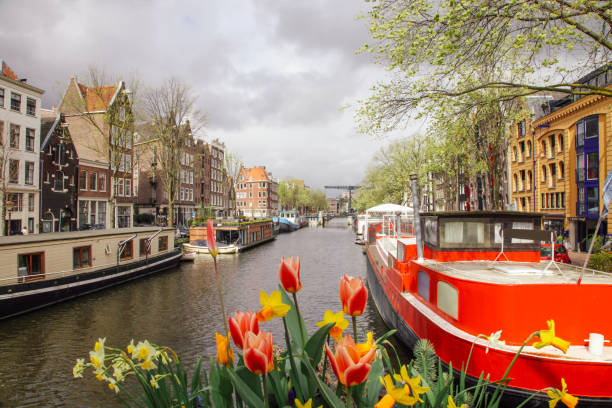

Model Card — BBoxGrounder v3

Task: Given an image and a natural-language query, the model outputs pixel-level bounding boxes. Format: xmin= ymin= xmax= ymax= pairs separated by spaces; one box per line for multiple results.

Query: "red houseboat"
xmin=366 ymin=210 xmax=612 ymax=406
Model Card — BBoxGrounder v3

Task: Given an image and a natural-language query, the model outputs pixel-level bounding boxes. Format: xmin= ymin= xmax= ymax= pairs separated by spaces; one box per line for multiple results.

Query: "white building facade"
xmin=0 ymin=61 xmax=43 ymax=235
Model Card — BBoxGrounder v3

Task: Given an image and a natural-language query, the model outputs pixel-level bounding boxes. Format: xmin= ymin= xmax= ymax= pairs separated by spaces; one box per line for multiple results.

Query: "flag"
xmin=601 ymin=168 xmax=612 ymax=217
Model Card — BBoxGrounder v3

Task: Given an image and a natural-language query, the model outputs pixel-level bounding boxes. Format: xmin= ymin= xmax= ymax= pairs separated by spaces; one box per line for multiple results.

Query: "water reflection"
xmin=0 ymin=218 xmax=403 ymax=407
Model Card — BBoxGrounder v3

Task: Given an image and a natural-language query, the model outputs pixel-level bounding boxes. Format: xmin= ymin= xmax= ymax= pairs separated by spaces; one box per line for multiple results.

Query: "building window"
xmin=158 ymin=236 xmax=168 ymax=251
xmin=120 ymin=241 xmax=133 ymax=260
xmin=18 ymin=252 xmax=44 ymax=282
xmin=25 ymin=128 xmax=35 ymax=151
xmin=98 ymin=201 xmax=106 ymax=226
xmin=79 ymin=170 xmax=87 ymax=190
xmin=28 ymin=193 xmax=34 ymax=212
xmin=116 ymin=178 xmax=125 ymax=196
xmin=139 ymin=238 xmax=150 ymax=256
xmin=587 ymin=152 xmax=598 ymax=180
xmin=89 ymin=172 xmax=97 ymax=191
xmin=541 ymin=165 xmax=547 ymax=182
xmin=26 ymin=98 xmax=36 ymax=116
xmin=558 ymin=134 xmax=564 ymax=151
xmin=518 ymin=120 xmax=525 ymax=137
xmin=559 ymin=162 xmax=565 ymax=179
xmin=7 ymin=192 xmax=22 ymax=211
xmin=585 ymin=116 xmax=598 ymax=139
xmin=587 ymin=186 xmax=599 ymax=216
xmin=10 ymin=92 xmax=21 ymax=112
xmin=99 ymin=173 xmax=106 ymax=192
xmin=9 ymin=159 xmax=18 ymax=183
xmin=125 ymin=179 xmax=131 ymax=197
xmin=117 ymin=206 xmax=130 ymax=228
xmin=79 ymin=201 xmax=88 ymax=229
xmin=73 ymin=246 xmax=92 ymax=269
xmin=0 ymin=88 xmax=4 ymax=107
xmin=25 ymin=161 xmax=34 ymax=185
xmin=10 ymin=124 xmax=19 ymax=148
xmin=578 ymin=187 xmax=585 ymax=214
xmin=28 ymin=217 xmax=33 ymax=233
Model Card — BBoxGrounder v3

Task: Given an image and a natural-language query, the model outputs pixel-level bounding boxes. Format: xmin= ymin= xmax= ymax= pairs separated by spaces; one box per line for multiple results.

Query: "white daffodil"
xmin=112 ymin=358 xmax=131 ymax=382
xmin=89 ymin=338 xmax=106 ymax=369
xmin=485 ymin=330 xmax=506 ymax=354
xmin=73 ymin=358 xmax=86 ymax=378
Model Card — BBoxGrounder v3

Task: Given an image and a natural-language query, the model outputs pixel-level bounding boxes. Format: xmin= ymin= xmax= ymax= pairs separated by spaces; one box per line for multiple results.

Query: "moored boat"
xmin=0 ymin=227 xmax=180 ymax=320
xmin=366 ymin=210 xmax=612 ymax=405
xmin=185 ymin=219 xmax=276 ymax=254
xmin=277 ymin=210 xmax=301 ymax=231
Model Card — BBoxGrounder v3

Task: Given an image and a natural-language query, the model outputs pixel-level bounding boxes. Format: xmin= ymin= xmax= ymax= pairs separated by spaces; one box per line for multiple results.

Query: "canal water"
xmin=0 ymin=218 xmax=405 ymax=407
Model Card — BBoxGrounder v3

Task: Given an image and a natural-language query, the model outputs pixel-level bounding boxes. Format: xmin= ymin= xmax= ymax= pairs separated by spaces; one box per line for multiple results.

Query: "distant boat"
xmin=277 ymin=210 xmax=302 ymax=231
xmin=183 ymin=219 xmax=276 ymax=254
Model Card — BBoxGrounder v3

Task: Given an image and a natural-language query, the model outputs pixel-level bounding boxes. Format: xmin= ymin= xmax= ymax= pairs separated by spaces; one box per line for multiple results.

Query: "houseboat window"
xmin=73 ymin=246 xmax=92 ymax=269
xmin=120 ymin=241 xmax=133 ymax=260
xmin=424 ymin=219 xmax=438 ymax=246
xmin=511 ymin=222 xmax=534 ymax=243
xmin=158 ymin=236 xmax=168 ymax=251
xmin=440 ymin=220 xmax=489 ymax=248
xmin=437 ymin=281 xmax=458 ymax=319
xmin=139 ymin=238 xmax=150 ymax=256
xmin=417 ymin=270 xmax=430 ymax=301
xmin=18 ymin=252 xmax=44 ymax=281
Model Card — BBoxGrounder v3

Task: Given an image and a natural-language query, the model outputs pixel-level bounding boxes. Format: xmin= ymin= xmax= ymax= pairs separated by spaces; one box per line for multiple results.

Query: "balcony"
xmin=576 ymin=169 xmax=585 ymax=183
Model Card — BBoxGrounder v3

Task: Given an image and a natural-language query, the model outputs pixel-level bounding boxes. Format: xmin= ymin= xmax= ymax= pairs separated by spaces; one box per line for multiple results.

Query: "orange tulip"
xmin=207 ymin=219 xmax=218 ymax=258
xmin=324 ymin=334 xmax=375 ymax=386
xmin=215 ymin=333 xmax=234 ymax=366
xmin=339 ymin=275 xmax=368 ymax=317
xmin=244 ymin=331 xmax=274 ymax=375
xmin=229 ymin=310 xmax=259 ymax=349
xmin=278 ymin=256 xmax=302 ymax=293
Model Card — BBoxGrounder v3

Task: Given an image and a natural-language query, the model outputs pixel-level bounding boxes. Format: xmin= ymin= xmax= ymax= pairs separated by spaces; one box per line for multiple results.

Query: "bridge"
xmin=324 ymin=185 xmax=361 ymax=213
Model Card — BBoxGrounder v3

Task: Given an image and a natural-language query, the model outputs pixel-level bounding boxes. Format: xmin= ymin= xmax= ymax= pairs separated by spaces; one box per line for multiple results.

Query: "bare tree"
xmin=224 ymin=152 xmax=244 ymax=185
xmin=142 ymin=78 xmax=206 ymax=227
xmin=0 ymin=131 xmax=17 ymax=235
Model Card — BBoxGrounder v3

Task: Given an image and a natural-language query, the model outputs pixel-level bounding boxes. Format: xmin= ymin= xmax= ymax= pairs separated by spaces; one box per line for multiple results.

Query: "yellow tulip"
xmin=256 ymin=290 xmax=291 ymax=322
xmin=533 ymin=320 xmax=570 ymax=354
xmin=316 ymin=310 xmax=349 ymax=341
xmin=216 ymin=332 xmax=234 ymax=366
xmin=547 ymin=378 xmax=579 ymax=408
xmin=448 ymin=395 xmax=468 ymax=408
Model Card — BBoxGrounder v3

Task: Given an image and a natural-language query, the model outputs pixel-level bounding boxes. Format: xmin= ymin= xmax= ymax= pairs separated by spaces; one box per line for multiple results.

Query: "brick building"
xmin=236 ymin=166 xmax=278 ymax=217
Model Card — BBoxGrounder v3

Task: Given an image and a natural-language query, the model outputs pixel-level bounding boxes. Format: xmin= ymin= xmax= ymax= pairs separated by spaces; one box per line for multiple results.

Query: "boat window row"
xmin=417 ymin=270 xmax=459 ymax=320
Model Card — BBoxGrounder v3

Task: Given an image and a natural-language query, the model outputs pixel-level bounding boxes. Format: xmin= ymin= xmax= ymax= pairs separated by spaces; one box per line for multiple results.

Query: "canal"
xmin=0 ymin=218 xmax=403 ymax=407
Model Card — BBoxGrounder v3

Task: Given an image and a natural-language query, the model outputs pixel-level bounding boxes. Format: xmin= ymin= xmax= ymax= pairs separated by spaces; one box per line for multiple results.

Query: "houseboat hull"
xmin=188 ymin=220 xmax=276 ymax=254
xmin=366 ymin=244 xmax=612 ymax=406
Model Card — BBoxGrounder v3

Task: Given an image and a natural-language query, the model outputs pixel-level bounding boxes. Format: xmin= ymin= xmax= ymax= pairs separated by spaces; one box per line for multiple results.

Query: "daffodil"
xmin=375 ymin=365 xmax=430 ymax=407
xmin=448 ymin=395 xmax=468 ymax=408
xmin=533 ymin=320 xmax=570 ymax=354
xmin=356 ymin=331 xmax=377 ymax=360
xmin=256 ymin=290 xmax=291 ymax=322
xmin=130 ymin=340 xmax=159 ymax=370
xmin=150 ymin=376 xmax=160 ymax=389
xmin=73 ymin=358 xmax=85 ymax=378
xmin=111 ymin=358 xmax=131 ymax=382
xmin=295 ymin=398 xmax=322 ymax=408
xmin=89 ymin=338 xmax=106 ymax=369
xmin=485 ymin=330 xmax=506 ymax=354
xmin=316 ymin=310 xmax=349 ymax=341
xmin=107 ymin=377 xmax=120 ymax=394
xmin=547 ymin=378 xmax=579 ymax=408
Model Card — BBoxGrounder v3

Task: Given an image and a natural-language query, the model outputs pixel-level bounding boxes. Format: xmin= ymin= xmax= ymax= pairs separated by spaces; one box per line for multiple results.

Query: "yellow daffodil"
xmin=356 ymin=331 xmax=377 ymax=360
xmin=256 ymin=290 xmax=291 ymax=322
xmin=107 ymin=378 xmax=119 ymax=394
xmin=547 ymin=378 xmax=579 ymax=408
xmin=448 ymin=395 xmax=468 ymax=408
xmin=111 ymin=358 xmax=131 ymax=382
xmin=215 ymin=332 xmax=234 ymax=366
xmin=533 ymin=320 xmax=570 ymax=354
xmin=295 ymin=398 xmax=322 ymax=408
xmin=376 ymin=365 xmax=430 ymax=407
xmin=150 ymin=376 xmax=160 ymax=389
xmin=127 ymin=339 xmax=135 ymax=354
xmin=316 ymin=310 xmax=349 ymax=341
xmin=73 ymin=358 xmax=85 ymax=378
xmin=89 ymin=338 xmax=106 ymax=369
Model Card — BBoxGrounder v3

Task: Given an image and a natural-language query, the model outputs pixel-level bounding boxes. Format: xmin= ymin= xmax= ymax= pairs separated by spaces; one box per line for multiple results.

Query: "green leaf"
xmin=301 ymin=351 xmax=345 ymax=408
xmin=235 ymin=366 xmax=263 ymax=399
xmin=365 ymin=358 xmax=384 ymax=407
xmin=279 ymin=285 xmax=308 ymax=350
xmin=226 ymin=367 xmax=265 ymax=408
xmin=209 ymin=359 xmax=232 ymax=408
xmin=304 ymin=322 xmax=334 ymax=367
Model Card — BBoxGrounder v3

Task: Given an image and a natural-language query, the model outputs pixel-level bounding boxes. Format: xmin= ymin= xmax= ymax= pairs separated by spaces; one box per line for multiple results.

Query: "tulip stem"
xmin=283 ymin=317 xmax=304 ymax=401
xmin=262 ymin=373 xmax=269 ymax=408
xmin=213 ymin=257 xmax=229 ymax=339
xmin=352 ymin=316 xmax=358 ymax=341
xmin=321 ymin=334 xmax=330 ymax=381
xmin=345 ymin=385 xmax=352 ymax=408
xmin=292 ymin=292 xmax=306 ymax=345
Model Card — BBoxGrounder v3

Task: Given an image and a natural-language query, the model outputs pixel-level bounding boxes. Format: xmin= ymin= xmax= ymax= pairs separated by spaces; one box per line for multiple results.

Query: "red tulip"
xmin=207 ymin=219 xmax=218 ymax=257
xmin=278 ymin=257 xmax=302 ymax=293
xmin=229 ymin=311 xmax=259 ymax=349
xmin=339 ymin=275 xmax=368 ymax=317
xmin=244 ymin=331 xmax=274 ymax=375
xmin=325 ymin=334 xmax=375 ymax=386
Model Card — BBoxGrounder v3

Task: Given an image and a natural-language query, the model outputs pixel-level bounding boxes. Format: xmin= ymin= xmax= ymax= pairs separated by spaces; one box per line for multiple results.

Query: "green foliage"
xmin=588 ymin=251 xmax=612 ymax=272
xmin=278 ymin=179 xmax=328 ymax=212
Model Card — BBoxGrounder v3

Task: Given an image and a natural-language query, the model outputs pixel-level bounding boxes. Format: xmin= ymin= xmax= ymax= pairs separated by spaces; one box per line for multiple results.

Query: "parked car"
xmin=540 ymin=243 xmax=571 ymax=264
xmin=175 ymin=225 xmax=190 ymax=238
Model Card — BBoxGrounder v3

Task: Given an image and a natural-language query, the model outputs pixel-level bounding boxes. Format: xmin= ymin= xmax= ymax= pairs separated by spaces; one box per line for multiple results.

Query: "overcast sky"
xmin=1 ymin=0 xmax=423 ymax=193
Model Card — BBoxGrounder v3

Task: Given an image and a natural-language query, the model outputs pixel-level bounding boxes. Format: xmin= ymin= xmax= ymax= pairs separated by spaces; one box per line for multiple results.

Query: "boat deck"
xmin=417 ymin=259 xmax=612 ymax=285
